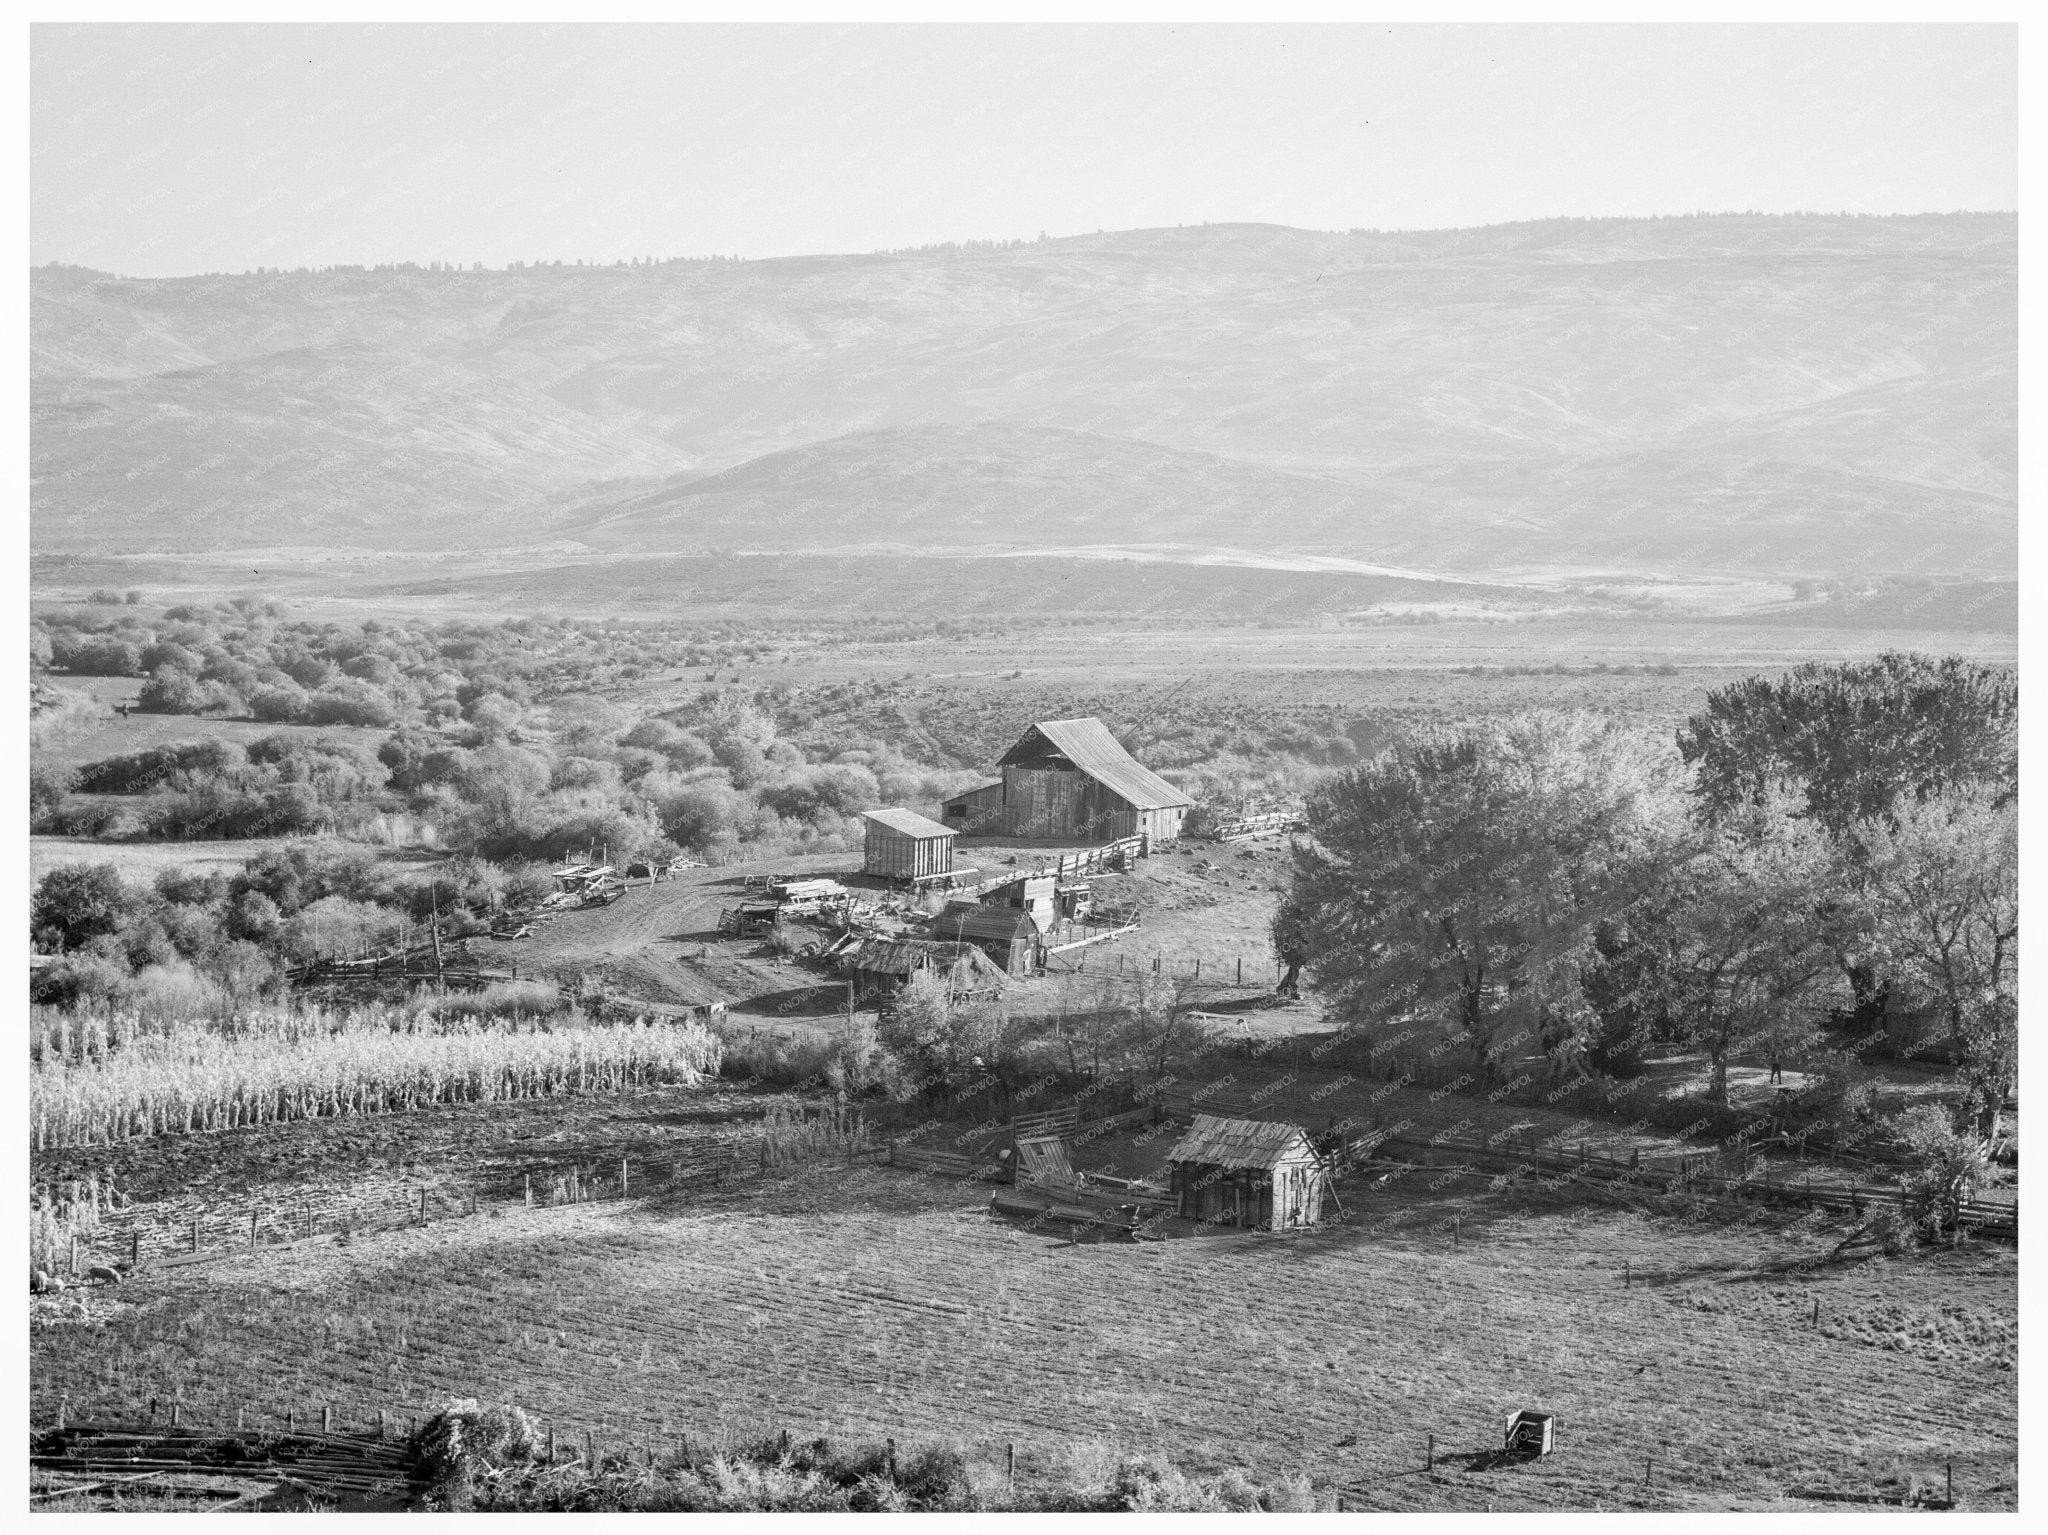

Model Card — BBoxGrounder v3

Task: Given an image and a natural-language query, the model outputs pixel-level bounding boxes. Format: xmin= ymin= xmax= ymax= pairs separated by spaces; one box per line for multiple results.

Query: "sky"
xmin=30 ymin=23 xmax=2018 ymax=277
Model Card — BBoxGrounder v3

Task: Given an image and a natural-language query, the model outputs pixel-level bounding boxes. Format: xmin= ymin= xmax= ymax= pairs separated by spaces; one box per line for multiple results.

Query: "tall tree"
xmin=1278 ymin=712 xmax=1678 ymax=1084
xmin=1651 ymin=807 xmax=1846 ymax=1106
xmin=1677 ymin=651 xmax=2016 ymax=1031
xmin=1856 ymin=789 xmax=2018 ymax=1139
xmin=1677 ymin=651 xmax=2016 ymax=835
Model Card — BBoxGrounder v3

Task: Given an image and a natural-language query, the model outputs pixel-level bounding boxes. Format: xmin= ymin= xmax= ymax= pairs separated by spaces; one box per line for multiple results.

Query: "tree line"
xmin=1277 ymin=653 xmax=2017 ymax=1150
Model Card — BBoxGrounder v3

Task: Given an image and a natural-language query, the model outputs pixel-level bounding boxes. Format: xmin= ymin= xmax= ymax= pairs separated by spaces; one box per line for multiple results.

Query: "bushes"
xmin=409 ymin=1406 xmax=1318 ymax=1513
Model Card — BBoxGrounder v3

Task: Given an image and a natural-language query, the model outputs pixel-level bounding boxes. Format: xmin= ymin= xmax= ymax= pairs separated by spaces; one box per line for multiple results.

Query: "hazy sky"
xmin=32 ymin=23 xmax=2016 ymax=277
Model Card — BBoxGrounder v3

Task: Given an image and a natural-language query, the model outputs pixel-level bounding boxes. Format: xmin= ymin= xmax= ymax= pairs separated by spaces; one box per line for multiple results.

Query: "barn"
xmin=1164 ymin=1114 xmax=1329 ymax=1230
xmin=929 ymin=904 xmax=1041 ymax=975
xmin=860 ymin=808 xmax=957 ymax=882
xmin=940 ymin=718 xmax=1192 ymax=843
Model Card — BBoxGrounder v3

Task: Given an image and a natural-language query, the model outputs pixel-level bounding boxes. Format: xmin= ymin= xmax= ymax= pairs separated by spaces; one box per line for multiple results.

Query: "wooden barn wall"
xmin=1001 ymin=766 xmax=1139 ymax=841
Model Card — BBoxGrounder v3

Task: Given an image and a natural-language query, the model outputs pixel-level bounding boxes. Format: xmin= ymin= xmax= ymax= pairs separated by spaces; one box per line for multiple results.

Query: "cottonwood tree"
xmin=1677 ymin=651 xmax=2016 ymax=834
xmin=1652 ymin=807 xmax=1845 ymax=1106
xmin=1278 ymin=712 xmax=1680 ymax=1084
xmin=1677 ymin=651 xmax=2017 ymax=1032
xmin=1856 ymin=789 xmax=2018 ymax=1139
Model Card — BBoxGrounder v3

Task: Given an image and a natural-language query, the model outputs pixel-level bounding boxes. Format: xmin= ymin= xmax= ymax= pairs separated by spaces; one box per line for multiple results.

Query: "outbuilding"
xmin=1164 ymin=1114 xmax=1329 ymax=1230
xmin=860 ymin=808 xmax=957 ymax=882
xmin=929 ymin=904 xmax=1041 ymax=975
xmin=841 ymin=936 xmax=1008 ymax=998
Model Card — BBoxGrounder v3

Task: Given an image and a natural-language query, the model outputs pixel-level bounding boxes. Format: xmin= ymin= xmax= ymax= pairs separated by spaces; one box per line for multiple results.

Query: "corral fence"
xmin=1155 ymin=1086 xmax=2018 ymax=1243
xmin=1037 ymin=948 xmax=1286 ymax=986
xmin=44 ymin=1139 xmax=805 ymax=1280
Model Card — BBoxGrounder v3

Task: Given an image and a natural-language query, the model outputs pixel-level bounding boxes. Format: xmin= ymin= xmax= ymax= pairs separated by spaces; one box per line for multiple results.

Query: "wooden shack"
xmin=842 ymin=936 xmax=1007 ymax=998
xmin=943 ymin=718 xmax=1191 ymax=842
xmin=929 ymin=904 xmax=1041 ymax=975
xmin=1164 ymin=1114 xmax=1328 ymax=1230
xmin=861 ymin=808 xmax=957 ymax=882
xmin=982 ymin=871 xmax=1058 ymax=933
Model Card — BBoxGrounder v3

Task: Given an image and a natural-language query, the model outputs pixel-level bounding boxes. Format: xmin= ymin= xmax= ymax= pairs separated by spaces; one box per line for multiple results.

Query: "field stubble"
xmin=30 ymin=1158 xmax=2015 ymax=1512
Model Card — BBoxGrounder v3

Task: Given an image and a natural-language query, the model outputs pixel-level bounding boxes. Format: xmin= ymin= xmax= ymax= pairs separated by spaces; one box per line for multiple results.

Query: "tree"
xmin=32 ymin=864 xmax=134 ymax=953
xmin=29 ymin=760 xmax=74 ymax=821
xmin=1678 ymin=652 xmax=2016 ymax=835
xmin=1278 ymin=713 xmax=1678 ymax=1083
xmin=1678 ymin=652 xmax=2016 ymax=1036
xmin=1653 ymin=808 xmax=1845 ymax=1105
xmin=1856 ymin=790 xmax=2017 ymax=1139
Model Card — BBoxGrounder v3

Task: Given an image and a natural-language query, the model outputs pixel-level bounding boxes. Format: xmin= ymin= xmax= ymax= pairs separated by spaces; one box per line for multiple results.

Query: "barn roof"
xmin=862 ymin=807 xmax=956 ymax=839
xmin=1165 ymin=1114 xmax=1312 ymax=1171
xmin=997 ymin=718 xmax=1192 ymax=811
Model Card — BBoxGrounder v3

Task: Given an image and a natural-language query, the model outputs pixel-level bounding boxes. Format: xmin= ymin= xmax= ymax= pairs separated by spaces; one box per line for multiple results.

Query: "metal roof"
xmin=1165 ymin=1113 xmax=1313 ymax=1171
xmin=862 ymin=807 xmax=957 ymax=840
xmin=996 ymin=718 xmax=1192 ymax=811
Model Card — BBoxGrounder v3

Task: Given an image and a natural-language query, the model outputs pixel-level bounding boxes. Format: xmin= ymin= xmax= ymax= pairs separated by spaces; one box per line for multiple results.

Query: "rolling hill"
xmin=30 ymin=214 xmax=2015 ymax=579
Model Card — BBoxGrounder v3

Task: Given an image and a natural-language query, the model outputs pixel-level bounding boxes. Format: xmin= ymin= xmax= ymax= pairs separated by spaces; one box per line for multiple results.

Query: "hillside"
xmin=31 ymin=214 xmax=2015 ymax=578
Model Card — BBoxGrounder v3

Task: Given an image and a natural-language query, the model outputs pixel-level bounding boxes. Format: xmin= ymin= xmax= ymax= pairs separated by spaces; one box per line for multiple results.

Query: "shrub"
xmin=1887 ymin=1103 xmax=1990 ymax=1242
xmin=32 ymin=864 xmax=134 ymax=953
xmin=29 ymin=760 xmax=75 ymax=821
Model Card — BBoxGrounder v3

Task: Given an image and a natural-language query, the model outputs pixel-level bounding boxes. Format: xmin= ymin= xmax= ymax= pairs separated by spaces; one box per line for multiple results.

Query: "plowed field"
xmin=31 ymin=1159 xmax=2016 ymax=1511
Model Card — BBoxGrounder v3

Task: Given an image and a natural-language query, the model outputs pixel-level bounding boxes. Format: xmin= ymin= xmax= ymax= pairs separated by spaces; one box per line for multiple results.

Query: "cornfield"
xmin=757 ymin=1103 xmax=872 ymax=1170
xmin=30 ymin=1175 xmax=112 ymax=1280
xmin=30 ymin=1008 xmax=723 ymax=1151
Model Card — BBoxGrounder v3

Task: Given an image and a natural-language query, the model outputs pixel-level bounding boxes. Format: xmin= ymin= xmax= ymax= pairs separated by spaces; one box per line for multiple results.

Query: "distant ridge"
xmin=31 ymin=213 xmax=2015 ymax=578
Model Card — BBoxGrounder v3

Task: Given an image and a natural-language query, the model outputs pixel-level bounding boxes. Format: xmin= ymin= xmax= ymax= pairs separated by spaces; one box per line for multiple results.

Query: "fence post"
xmin=171 ymin=1403 xmax=181 ymax=1428
xmin=525 ymin=1174 xmax=532 ymax=1207
xmin=131 ymin=1230 xmax=140 ymax=1267
xmin=419 ymin=1187 xmax=427 ymax=1225
xmin=1427 ymin=1433 xmax=1434 ymax=1470
xmin=70 ymin=1233 xmax=78 ymax=1274
xmin=621 ymin=1158 xmax=629 ymax=1196
xmin=191 ymin=1216 xmax=199 ymax=1254
xmin=587 ymin=1429 xmax=596 ymax=1469
xmin=250 ymin=1211 xmax=258 ymax=1249
xmin=323 ymin=1406 xmax=332 ymax=1434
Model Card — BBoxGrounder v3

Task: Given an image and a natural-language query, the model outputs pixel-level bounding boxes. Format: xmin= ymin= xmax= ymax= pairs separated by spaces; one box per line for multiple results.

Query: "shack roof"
xmin=930 ymin=906 xmax=1039 ymax=945
xmin=997 ymin=718 xmax=1192 ymax=811
xmin=862 ymin=807 xmax=957 ymax=840
xmin=1165 ymin=1114 xmax=1313 ymax=1171
xmin=846 ymin=937 xmax=1007 ymax=987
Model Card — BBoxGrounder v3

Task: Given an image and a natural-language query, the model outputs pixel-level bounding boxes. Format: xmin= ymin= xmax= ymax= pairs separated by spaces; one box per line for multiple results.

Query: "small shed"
xmin=861 ymin=808 xmax=957 ymax=882
xmin=1164 ymin=1114 xmax=1328 ymax=1230
xmin=842 ymin=936 xmax=1008 ymax=997
xmin=983 ymin=872 xmax=1058 ymax=933
xmin=940 ymin=780 xmax=1005 ymax=834
xmin=929 ymin=905 xmax=1041 ymax=975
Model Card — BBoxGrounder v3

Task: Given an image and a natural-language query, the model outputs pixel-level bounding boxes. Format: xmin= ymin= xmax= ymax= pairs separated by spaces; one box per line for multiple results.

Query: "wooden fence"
xmin=1153 ymin=1086 xmax=2016 ymax=1242
xmin=61 ymin=1139 xmax=794 ymax=1278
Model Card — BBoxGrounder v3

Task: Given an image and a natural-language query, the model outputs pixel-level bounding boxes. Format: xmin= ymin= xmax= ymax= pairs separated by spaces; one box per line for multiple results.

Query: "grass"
xmin=30 ymin=1159 xmax=2016 ymax=1511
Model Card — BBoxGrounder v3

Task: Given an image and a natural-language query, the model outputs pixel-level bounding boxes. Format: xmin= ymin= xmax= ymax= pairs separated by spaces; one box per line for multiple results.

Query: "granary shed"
xmin=1164 ymin=1114 xmax=1328 ymax=1230
xmin=860 ymin=808 xmax=957 ymax=882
